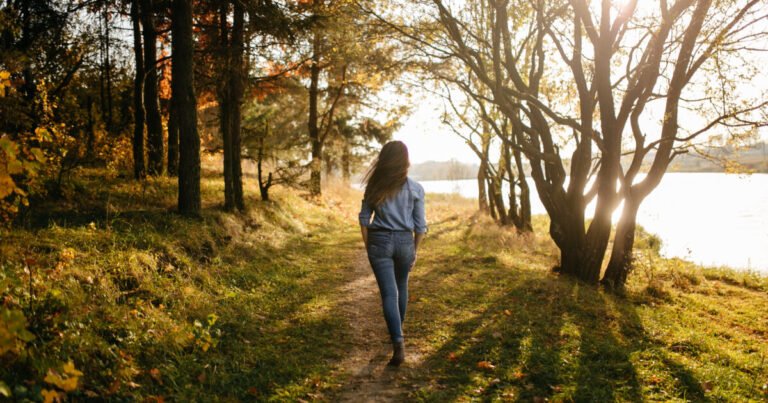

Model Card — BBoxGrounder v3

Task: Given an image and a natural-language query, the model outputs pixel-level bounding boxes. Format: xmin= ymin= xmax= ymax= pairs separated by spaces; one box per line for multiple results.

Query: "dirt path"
xmin=333 ymin=251 xmax=423 ymax=402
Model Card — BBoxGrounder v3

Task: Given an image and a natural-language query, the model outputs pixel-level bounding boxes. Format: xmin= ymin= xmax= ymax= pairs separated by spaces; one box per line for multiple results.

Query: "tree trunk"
xmin=131 ymin=0 xmax=146 ymax=180
xmin=325 ymin=154 xmax=334 ymax=176
xmin=230 ymin=0 xmax=245 ymax=210
xmin=502 ymin=141 xmax=522 ymax=229
xmin=477 ymin=162 xmax=488 ymax=212
xmin=141 ymin=0 xmax=164 ymax=175
xmin=477 ymin=131 xmax=490 ymax=213
xmin=86 ymin=95 xmax=95 ymax=160
xmin=172 ymin=0 xmax=200 ymax=215
xmin=512 ymin=146 xmax=532 ymax=232
xmin=489 ymin=177 xmax=508 ymax=225
xmin=257 ymin=136 xmax=272 ymax=202
xmin=341 ymin=142 xmax=351 ymax=182
xmin=103 ymin=6 xmax=113 ymax=132
xmin=167 ymin=97 xmax=179 ymax=176
xmin=218 ymin=4 xmax=234 ymax=211
xmin=308 ymin=9 xmax=322 ymax=196
xmin=602 ymin=196 xmax=642 ymax=289
xmin=19 ymin=1 xmax=35 ymax=103
xmin=486 ymin=177 xmax=497 ymax=221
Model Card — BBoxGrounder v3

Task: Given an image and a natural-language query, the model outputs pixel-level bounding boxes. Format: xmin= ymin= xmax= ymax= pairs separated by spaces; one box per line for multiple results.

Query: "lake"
xmin=418 ymin=173 xmax=768 ymax=273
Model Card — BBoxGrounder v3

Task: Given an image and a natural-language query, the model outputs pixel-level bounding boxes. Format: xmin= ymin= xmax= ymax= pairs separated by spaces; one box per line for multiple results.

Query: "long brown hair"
xmin=363 ymin=141 xmax=410 ymax=207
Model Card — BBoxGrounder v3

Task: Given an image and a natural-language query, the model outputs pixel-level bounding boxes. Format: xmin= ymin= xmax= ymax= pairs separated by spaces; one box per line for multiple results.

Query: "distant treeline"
xmin=409 ymin=160 xmax=480 ymax=181
xmin=625 ymin=141 xmax=768 ymax=173
xmin=407 ymin=141 xmax=768 ymax=183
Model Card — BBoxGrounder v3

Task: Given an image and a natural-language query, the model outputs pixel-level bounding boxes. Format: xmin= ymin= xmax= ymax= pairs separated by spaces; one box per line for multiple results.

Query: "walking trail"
xmin=332 ymin=251 xmax=424 ymax=402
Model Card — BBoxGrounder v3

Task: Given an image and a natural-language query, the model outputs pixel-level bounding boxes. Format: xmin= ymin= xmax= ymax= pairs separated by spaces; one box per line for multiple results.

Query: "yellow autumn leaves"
xmin=0 ymin=70 xmax=10 ymax=97
xmin=42 ymin=360 xmax=84 ymax=403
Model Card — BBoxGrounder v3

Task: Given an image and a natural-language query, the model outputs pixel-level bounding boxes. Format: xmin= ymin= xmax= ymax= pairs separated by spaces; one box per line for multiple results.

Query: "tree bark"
xmin=167 ymin=97 xmax=179 ymax=176
xmin=172 ymin=0 xmax=200 ymax=215
xmin=477 ymin=162 xmax=488 ymax=212
xmin=218 ymin=4 xmax=234 ymax=211
xmin=513 ymin=146 xmax=532 ymax=232
xmin=602 ymin=196 xmax=641 ymax=288
xmin=141 ymin=0 xmax=164 ymax=175
xmin=502 ymin=141 xmax=522 ymax=229
xmin=342 ymin=142 xmax=351 ymax=182
xmin=230 ymin=0 xmax=245 ymax=210
xmin=486 ymin=177 xmax=497 ymax=221
xmin=131 ymin=0 xmax=146 ymax=180
xmin=477 ymin=130 xmax=490 ymax=213
xmin=19 ymin=1 xmax=35 ymax=103
xmin=218 ymin=1 xmax=245 ymax=211
xmin=257 ymin=134 xmax=272 ymax=201
xmin=103 ymin=6 xmax=114 ymax=132
xmin=86 ymin=95 xmax=95 ymax=160
xmin=308 ymin=2 xmax=322 ymax=196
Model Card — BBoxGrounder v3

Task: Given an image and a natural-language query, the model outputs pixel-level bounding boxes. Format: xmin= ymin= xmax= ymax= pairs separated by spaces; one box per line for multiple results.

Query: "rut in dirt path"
xmin=333 ymin=251 xmax=423 ymax=402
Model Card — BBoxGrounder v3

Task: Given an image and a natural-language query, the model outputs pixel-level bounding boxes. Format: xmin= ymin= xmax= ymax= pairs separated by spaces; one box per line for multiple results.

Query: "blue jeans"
xmin=366 ymin=231 xmax=415 ymax=343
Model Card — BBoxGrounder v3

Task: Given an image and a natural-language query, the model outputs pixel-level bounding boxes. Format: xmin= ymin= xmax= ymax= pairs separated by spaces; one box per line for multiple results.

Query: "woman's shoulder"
xmin=406 ymin=177 xmax=425 ymax=194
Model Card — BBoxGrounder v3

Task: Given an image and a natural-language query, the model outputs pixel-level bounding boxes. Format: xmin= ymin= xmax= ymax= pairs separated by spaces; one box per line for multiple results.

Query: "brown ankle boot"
xmin=387 ymin=341 xmax=405 ymax=367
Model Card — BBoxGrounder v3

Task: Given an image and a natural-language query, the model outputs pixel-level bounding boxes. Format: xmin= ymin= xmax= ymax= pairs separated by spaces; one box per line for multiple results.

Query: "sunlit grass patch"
xmin=406 ymin=196 xmax=768 ymax=402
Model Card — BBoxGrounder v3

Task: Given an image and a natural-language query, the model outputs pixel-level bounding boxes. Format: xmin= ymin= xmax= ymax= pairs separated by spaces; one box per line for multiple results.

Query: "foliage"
xmin=0 ymin=304 xmax=35 ymax=356
xmin=0 ymin=72 xmax=47 ymax=222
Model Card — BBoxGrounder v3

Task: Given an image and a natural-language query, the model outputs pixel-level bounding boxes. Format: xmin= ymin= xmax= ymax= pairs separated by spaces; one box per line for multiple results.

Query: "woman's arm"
xmin=360 ymin=225 xmax=369 ymax=248
xmin=359 ymin=198 xmax=373 ymax=248
xmin=414 ymin=232 xmax=424 ymax=251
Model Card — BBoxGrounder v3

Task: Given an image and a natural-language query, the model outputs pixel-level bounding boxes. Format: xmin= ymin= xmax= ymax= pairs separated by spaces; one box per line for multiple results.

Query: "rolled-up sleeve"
xmin=359 ymin=199 xmax=373 ymax=227
xmin=413 ymin=185 xmax=427 ymax=233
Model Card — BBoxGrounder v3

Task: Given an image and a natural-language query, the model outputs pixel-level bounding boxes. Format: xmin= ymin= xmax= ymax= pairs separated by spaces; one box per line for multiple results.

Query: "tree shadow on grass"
xmin=406 ymin=265 xmax=652 ymax=402
xmin=406 ymin=245 xmax=717 ymax=402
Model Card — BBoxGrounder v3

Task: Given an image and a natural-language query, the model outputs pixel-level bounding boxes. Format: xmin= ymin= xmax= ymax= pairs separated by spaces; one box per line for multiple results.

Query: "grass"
xmin=1 ymin=170 xmax=361 ymax=401
xmin=404 ymin=195 xmax=768 ymax=402
xmin=1 ymin=168 xmax=767 ymax=401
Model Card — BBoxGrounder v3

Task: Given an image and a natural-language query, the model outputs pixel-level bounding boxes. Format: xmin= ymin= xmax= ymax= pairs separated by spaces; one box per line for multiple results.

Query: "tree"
xmin=141 ymin=0 xmax=165 ymax=175
xmin=323 ymin=113 xmax=396 ymax=180
xmin=371 ymin=0 xmax=768 ymax=286
xmin=216 ymin=0 xmax=246 ymax=211
xmin=172 ymin=0 xmax=200 ymax=215
xmin=131 ymin=0 xmax=146 ymax=179
xmin=300 ymin=0 xmax=406 ymax=196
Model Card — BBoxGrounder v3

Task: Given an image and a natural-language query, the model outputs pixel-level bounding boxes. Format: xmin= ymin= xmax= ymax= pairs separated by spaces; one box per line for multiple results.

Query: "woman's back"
xmin=359 ymin=177 xmax=427 ymax=234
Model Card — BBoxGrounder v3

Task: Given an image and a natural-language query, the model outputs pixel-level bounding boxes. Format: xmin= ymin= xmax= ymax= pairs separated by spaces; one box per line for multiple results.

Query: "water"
xmin=418 ymin=173 xmax=768 ymax=273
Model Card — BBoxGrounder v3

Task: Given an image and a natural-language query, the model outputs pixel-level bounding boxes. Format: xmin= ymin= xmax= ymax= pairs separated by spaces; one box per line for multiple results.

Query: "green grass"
xmin=1 ymin=169 xmax=767 ymax=401
xmin=1 ymin=170 xmax=360 ymax=401
xmin=404 ymin=195 xmax=768 ymax=402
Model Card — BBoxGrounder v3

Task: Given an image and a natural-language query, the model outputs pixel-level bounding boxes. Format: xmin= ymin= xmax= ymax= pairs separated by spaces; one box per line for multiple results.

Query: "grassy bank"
xmin=1 ymin=169 xmax=766 ymax=401
xmin=407 ymin=196 xmax=768 ymax=401
xmin=1 ymin=170 xmax=363 ymax=401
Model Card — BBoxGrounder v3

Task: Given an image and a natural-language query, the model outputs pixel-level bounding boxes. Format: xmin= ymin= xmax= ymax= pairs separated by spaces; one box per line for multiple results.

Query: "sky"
xmin=391 ymin=98 xmax=477 ymax=164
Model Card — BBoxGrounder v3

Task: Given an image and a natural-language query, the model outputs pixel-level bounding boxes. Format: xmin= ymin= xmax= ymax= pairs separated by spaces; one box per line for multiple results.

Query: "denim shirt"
xmin=359 ymin=177 xmax=427 ymax=233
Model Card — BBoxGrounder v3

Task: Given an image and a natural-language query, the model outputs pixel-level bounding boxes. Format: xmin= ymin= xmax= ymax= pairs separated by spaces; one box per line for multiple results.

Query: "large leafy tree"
xmin=379 ymin=0 xmax=768 ymax=287
xmin=298 ymin=0 xmax=406 ymax=196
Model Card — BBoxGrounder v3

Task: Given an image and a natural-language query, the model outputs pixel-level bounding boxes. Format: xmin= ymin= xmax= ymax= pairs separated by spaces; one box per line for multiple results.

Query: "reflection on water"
xmin=418 ymin=173 xmax=768 ymax=273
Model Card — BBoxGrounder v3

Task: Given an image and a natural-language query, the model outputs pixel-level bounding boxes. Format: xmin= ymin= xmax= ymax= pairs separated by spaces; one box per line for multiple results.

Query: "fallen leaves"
xmin=149 ymin=368 xmax=162 ymax=384
xmin=476 ymin=361 xmax=496 ymax=370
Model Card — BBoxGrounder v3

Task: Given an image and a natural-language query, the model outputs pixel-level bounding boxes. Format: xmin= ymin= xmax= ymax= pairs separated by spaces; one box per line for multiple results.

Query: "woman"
xmin=359 ymin=141 xmax=427 ymax=367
